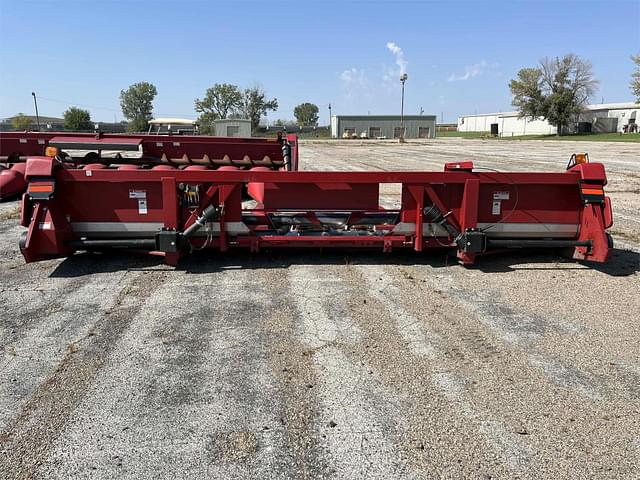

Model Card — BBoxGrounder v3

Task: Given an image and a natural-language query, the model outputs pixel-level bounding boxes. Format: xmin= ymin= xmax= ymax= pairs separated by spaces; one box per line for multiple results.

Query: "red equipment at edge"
xmin=17 ymin=141 xmax=613 ymax=266
xmin=0 ymin=131 xmax=297 ymax=200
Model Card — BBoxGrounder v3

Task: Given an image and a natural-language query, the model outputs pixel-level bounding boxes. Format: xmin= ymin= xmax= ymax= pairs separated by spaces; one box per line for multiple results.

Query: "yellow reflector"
xmin=575 ymin=153 xmax=588 ymax=165
xmin=45 ymin=146 xmax=59 ymax=157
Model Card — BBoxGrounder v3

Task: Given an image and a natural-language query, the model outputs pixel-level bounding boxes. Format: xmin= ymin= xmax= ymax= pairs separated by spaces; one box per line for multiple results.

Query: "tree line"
xmin=10 ymin=82 xmax=320 ymax=133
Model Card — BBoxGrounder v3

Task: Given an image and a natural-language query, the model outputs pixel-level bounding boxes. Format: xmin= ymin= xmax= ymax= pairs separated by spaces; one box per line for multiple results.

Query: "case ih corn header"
xmin=0 ymin=131 xmax=296 ymax=199
xmin=11 ymin=130 xmax=613 ymax=266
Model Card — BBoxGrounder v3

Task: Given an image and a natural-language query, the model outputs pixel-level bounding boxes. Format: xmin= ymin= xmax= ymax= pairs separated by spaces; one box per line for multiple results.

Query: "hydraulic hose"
xmin=183 ymin=205 xmax=219 ymax=238
xmin=422 ymin=204 xmax=461 ymax=240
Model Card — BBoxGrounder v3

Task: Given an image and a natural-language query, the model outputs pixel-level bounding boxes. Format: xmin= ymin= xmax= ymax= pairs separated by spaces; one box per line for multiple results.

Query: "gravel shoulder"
xmin=0 ymin=138 xmax=638 ymax=479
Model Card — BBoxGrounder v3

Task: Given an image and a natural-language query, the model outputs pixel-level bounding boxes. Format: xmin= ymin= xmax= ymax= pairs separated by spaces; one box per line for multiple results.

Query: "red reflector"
xmin=29 ymin=183 xmax=54 ymax=193
xmin=581 ymin=188 xmax=604 ymax=196
xmin=444 ymin=161 xmax=474 ymax=171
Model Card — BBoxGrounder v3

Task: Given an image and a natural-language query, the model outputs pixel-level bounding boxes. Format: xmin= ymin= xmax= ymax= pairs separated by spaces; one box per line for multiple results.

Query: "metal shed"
xmin=214 ymin=119 xmax=252 ymax=137
xmin=331 ymin=115 xmax=437 ymax=139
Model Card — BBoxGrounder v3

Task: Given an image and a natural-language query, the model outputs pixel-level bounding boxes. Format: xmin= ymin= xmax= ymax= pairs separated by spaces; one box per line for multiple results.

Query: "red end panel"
xmin=25 ymin=156 xmax=58 ymax=179
xmin=20 ymin=201 xmax=74 ymax=263
xmin=567 ymin=162 xmax=611 ymax=262
xmin=570 ymin=162 xmax=607 ymax=185
xmin=574 ymin=203 xmax=611 ymax=263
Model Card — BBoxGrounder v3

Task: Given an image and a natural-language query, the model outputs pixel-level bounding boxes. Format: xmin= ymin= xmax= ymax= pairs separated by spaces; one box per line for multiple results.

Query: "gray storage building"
xmin=214 ymin=119 xmax=252 ymax=137
xmin=330 ymin=115 xmax=437 ymax=139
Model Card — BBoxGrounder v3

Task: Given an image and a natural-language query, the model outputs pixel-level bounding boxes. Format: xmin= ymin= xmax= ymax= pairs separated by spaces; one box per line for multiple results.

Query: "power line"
xmin=37 ymin=96 xmax=197 ymax=118
xmin=36 ymin=95 xmax=121 ymax=113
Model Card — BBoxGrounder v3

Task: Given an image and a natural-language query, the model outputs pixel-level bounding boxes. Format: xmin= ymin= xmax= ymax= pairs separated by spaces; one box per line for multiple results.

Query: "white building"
xmin=458 ymin=102 xmax=639 ymax=136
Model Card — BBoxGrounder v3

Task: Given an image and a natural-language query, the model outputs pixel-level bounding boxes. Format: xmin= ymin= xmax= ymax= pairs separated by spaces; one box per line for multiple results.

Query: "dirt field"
xmin=0 ymin=138 xmax=638 ymax=479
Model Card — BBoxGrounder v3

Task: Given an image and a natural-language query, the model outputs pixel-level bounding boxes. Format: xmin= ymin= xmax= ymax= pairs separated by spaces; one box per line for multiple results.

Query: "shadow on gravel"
xmin=472 ymin=247 xmax=639 ymax=277
xmin=49 ymin=251 xmax=166 ymax=277
xmin=49 ymin=247 xmax=639 ymax=278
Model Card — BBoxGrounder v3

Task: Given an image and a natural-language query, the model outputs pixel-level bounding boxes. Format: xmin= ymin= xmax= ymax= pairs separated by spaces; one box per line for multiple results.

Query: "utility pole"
xmin=400 ymin=73 xmax=408 ymax=142
xmin=31 ymin=92 xmax=40 ymax=131
xmin=328 ymin=103 xmax=332 ymax=136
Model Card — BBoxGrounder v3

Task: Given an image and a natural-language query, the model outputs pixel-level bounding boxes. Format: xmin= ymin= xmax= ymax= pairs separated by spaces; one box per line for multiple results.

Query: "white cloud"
xmin=340 ymin=67 xmax=365 ymax=84
xmin=448 ymin=60 xmax=491 ymax=82
xmin=338 ymin=67 xmax=371 ymax=100
xmin=386 ymin=41 xmax=407 ymax=75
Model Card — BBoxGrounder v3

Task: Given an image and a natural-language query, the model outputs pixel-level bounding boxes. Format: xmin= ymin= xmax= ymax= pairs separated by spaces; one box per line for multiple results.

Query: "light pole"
xmin=328 ymin=103 xmax=332 ymax=136
xmin=400 ymin=73 xmax=408 ymax=142
xmin=31 ymin=92 xmax=41 ymax=131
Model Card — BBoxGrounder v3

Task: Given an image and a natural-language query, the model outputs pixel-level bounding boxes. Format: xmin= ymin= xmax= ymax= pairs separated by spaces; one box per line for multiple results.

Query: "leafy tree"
xmin=631 ymin=54 xmax=640 ymax=103
xmin=236 ymin=86 xmax=278 ymax=131
xmin=510 ymin=68 xmax=545 ymax=118
xmin=293 ymin=102 xmax=319 ymax=126
xmin=509 ymin=54 xmax=598 ymax=135
xmin=195 ymin=83 xmax=242 ymax=134
xmin=120 ymin=81 xmax=157 ymax=132
xmin=63 ymin=106 xmax=92 ymax=131
xmin=11 ymin=113 xmax=32 ymax=130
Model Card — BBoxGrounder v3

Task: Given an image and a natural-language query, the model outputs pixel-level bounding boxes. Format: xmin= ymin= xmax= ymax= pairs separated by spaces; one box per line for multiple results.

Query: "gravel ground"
xmin=0 ymin=138 xmax=638 ymax=479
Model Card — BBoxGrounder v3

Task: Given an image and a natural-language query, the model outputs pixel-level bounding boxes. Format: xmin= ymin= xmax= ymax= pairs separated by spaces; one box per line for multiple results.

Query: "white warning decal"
xmin=138 ymin=199 xmax=148 ymax=215
xmin=129 ymin=190 xmax=147 ymax=199
xmin=492 ymin=191 xmax=509 ymax=215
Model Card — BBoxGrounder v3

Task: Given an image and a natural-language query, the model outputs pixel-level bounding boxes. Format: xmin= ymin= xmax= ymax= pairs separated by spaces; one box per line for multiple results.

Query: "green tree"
xmin=194 ymin=83 xmax=242 ymax=134
xmin=236 ymin=85 xmax=278 ymax=132
xmin=119 ymin=81 xmax=157 ymax=132
xmin=63 ymin=106 xmax=92 ymax=131
xmin=11 ymin=113 xmax=32 ymax=130
xmin=293 ymin=102 xmax=319 ymax=127
xmin=631 ymin=53 xmax=640 ymax=103
xmin=509 ymin=68 xmax=545 ymax=118
xmin=509 ymin=54 xmax=598 ymax=135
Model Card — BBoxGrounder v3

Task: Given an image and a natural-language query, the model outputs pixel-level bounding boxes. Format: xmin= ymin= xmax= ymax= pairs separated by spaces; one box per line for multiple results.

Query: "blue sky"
xmin=0 ymin=0 xmax=638 ymax=124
